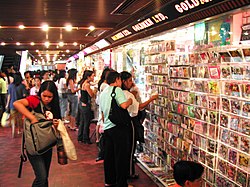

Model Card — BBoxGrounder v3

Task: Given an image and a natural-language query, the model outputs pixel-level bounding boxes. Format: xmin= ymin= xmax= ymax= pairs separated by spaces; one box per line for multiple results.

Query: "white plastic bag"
xmin=1 ymin=112 xmax=10 ymax=127
xmin=57 ymin=120 xmax=77 ymax=160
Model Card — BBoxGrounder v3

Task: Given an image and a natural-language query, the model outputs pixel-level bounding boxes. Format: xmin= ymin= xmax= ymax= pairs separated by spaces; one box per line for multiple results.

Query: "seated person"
xmin=171 ymin=160 xmax=204 ymax=187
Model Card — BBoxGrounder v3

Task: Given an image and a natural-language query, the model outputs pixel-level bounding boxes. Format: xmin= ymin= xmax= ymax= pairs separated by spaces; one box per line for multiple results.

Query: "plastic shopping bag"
xmin=1 ymin=112 xmax=10 ymax=127
xmin=57 ymin=120 xmax=77 ymax=160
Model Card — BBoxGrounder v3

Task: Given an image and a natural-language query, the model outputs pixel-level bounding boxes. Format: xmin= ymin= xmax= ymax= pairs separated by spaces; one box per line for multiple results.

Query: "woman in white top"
xmin=66 ymin=69 xmax=80 ymax=130
xmin=120 ymin=71 xmax=158 ymax=179
xmin=57 ymin=70 xmax=68 ymax=121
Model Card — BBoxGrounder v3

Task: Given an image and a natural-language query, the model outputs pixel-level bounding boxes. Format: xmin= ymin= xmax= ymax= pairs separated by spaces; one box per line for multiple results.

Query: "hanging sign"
xmin=109 ymin=0 xmax=225 ymax=42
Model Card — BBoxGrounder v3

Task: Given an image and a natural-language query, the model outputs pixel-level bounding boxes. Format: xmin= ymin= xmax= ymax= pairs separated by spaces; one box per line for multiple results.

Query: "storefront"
xmin=86 ymin=2 xmax=250 ymax=186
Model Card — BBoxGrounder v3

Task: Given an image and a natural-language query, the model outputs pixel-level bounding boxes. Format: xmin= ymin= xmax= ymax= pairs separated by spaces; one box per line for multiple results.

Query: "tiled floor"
xmin=0 ymin=124 xmax=158 ymax=187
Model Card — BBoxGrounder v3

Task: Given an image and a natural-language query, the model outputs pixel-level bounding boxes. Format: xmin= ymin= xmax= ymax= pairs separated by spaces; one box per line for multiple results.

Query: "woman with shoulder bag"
xmin=13 ymin=80 xmax=61 ymax=187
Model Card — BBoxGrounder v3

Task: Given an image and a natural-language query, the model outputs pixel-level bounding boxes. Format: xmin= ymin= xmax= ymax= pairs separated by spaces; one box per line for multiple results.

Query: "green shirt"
xmin=99 ymin=86 xmax=127 ymax=130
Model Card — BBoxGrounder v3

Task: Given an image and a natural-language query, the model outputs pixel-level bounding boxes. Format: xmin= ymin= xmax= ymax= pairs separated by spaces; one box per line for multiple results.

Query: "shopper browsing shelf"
xmin=99 ymin=71 xmax=132 ymax=187
xmin=120 ymin=71 xmax=158 ymax=179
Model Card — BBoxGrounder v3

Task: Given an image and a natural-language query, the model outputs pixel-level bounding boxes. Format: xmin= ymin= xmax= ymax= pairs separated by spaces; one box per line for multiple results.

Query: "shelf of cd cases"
xmin=139 ymin=43 xmax=250 ymax=187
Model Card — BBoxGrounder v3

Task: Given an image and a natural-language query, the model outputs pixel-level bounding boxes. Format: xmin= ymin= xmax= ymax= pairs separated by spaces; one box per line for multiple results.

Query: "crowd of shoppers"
xmin=0 ymin=65 xmax=205 ymax=187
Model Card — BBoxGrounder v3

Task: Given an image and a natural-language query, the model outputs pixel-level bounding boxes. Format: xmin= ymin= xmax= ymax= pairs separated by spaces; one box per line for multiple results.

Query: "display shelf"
xmin=136 ymin=153 xmax=175 ymax=187
xmin=141 ymin=43 xmax=250 ymax=186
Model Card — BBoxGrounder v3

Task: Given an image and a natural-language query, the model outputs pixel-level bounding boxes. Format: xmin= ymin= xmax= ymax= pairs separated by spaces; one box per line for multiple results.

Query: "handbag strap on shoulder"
xmin=39 ymin=101 xmax=44 ymax=114
xmin=111 ymin=86 xmax=117 ymax=98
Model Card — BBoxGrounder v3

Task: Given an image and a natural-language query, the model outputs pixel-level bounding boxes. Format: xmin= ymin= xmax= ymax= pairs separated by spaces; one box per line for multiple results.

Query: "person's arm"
xmin=139 ymin=94 xmax=158 ymax=110
xmin=120 ymin=98 xmax=132 ymax=109
xmin=83 ymin=82 xmax=95 ymax=98
xmin=13 ymin=99 xmax=38 ymax=124
xmin=96 ymin=125 xmax=101 ymax=142
xmin=5 ymin=94 xmax=10 ymax=110
xmin=0 ymin=80 xmax=2 ymax=90
xmin=63 ymin=78 xmax=67 ymax=90
xmin=69 ymin=79 xmax=80 ymax=93
xmin=116 ymin=87 xmax=132 ymax=109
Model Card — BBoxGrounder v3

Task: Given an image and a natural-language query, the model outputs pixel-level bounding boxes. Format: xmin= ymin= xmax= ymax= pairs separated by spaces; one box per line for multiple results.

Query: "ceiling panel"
xmin=0 ymin=0 xmax=135 ymax=61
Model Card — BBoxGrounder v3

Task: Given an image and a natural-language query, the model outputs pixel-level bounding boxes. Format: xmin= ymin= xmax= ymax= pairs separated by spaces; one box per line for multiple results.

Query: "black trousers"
xmin=104 ymin=125 xmax=129 ymax=187
xmin=128 ymin=117 xmax=138 ymax=176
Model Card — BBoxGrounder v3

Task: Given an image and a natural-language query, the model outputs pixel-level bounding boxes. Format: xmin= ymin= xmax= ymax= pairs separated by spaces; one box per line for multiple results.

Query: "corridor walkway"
xmin=0 ymin=125 xmax=158 ymax=187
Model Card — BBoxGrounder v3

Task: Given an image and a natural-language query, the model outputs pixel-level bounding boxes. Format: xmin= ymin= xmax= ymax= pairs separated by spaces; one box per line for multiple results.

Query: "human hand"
xmin=30 ymin=117 xmax=38 ymax=124
xmin=129 ymin=98 xmax=133 ymax=105
xmin=151 ymin=94 xmax=159 ymax=100
xmin=53 ymin=119 xmax=60 ymax=129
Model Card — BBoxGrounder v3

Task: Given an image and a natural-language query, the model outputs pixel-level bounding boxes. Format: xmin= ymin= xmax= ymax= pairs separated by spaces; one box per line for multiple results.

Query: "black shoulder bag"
xmin=108 ymin=86 xmax=131 ymax=126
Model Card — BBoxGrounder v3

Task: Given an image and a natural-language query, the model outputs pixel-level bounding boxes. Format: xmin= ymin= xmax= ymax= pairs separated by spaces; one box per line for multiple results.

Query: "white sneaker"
xmin=64 ymin=120 xmax=70 ymax=123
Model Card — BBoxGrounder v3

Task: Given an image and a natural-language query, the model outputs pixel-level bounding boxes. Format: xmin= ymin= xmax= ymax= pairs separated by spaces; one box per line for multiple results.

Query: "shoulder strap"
xmin=111 ymin=86 xmax=117 ymax=98
xmin=39 ymin=101 xmax=44 ymax=114
xmin=18 ymin=132 xmax=27 ymax=178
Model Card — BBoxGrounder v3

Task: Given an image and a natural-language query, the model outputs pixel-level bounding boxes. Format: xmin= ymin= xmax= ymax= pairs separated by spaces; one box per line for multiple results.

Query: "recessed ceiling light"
xmin=30 ymin=42 xmax=35 ymax=46
xmin=66 ymin=50 xmax=70 ymax=53
xmin=1 ymin=42 xmax=6 ymax=46
xmin=41 ymin=24 xmax=49 ymax=31
xmin=16 ymin=42 xmax=20 ymax=45
xmin=19 ymin=25 xmax=25 ymax=29
xmin=73 ymin=42 xmax=77 ymax=46
xmin=44 ymin=41 xmax=50 ymax=47
xmin=58 ymin=42 xmax=64 ymax=47
xmin=88 ymin=25 xmax=95 ymax=31
xmin=65 ymin=24 xmax=72 ymax=31
xmin=36 ymin=49 xmax=39 ymax=53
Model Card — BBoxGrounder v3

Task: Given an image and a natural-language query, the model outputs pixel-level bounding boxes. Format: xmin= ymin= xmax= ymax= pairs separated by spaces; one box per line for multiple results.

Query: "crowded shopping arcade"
xmin=0 ymin=1 xmax=250 ymax=187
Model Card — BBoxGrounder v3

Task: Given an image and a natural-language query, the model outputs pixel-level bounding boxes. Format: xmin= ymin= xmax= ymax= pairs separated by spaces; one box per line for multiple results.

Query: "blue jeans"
xmin=59 ymin=94 xmax=68 ymax=118
xmin=27 ymin=149 xmax=52 ymax=187
xmin=67 ymin=94 xmax=78 ymax=117
xmin=78 ymin=103 xmax=91 ymax=141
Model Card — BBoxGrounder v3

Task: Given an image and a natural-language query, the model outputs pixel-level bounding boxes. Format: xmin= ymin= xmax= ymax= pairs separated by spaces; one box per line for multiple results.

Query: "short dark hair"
xmin=173 ymin=160 xmax=204 ymax=186
xmin=120 ymin=71 xmax=132 ymax=90
xmin=106 ymin=71 xmax=120 ymax=85
xmin=120 ymin=71 xmax=132 ymax=81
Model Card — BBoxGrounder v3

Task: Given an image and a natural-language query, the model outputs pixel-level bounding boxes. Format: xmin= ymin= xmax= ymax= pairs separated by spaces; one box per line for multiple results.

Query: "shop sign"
xmin=109 ymin=0 xmax=225 ymax=42
xmin=175 ymin=0 xmax=213 ymax=13
xmin=241 ymin=24 xmax=250 ymax=41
